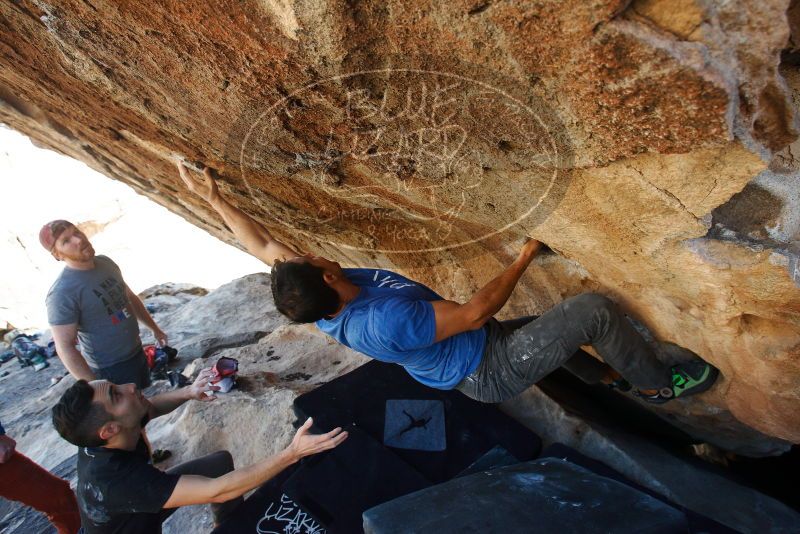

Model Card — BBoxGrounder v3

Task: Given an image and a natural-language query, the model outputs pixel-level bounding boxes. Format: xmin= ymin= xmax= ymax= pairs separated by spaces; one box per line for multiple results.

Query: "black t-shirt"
xmin=76 ymin=436 xmax=181 ymax=534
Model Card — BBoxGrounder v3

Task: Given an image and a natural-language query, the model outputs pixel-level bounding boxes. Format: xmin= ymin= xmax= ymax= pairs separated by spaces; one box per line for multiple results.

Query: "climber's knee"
xmin=570 ymin=293 xmax=615 ymax=315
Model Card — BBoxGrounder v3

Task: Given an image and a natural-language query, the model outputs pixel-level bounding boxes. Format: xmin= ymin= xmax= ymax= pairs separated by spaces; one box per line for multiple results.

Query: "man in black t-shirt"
xmin=51 ymin=369 xmax=347 ymax=533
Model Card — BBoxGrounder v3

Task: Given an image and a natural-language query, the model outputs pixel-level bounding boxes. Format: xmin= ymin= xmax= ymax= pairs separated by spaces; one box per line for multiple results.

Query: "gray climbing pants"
xmin=455 ymin=293 xmax=673 ymax=403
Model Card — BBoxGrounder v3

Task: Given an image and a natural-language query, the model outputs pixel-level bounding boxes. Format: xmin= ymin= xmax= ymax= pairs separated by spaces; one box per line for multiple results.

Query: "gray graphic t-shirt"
xmin=46 ymin=255 xmax=141 ymax=369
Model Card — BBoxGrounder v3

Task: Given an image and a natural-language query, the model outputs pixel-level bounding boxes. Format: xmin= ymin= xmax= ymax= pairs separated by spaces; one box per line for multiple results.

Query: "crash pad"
xmin=282 ymin=426 xmax=430 ymax=533
xmin=293 ymin=360 xmax=541 ymax=483
xmin=362 ymin=457 xmax=689 ymax=534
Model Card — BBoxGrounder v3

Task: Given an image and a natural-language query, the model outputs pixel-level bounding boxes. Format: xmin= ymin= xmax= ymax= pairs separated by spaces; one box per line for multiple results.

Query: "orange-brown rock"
xmin=1 ymin=0 xmax=798 ymax=447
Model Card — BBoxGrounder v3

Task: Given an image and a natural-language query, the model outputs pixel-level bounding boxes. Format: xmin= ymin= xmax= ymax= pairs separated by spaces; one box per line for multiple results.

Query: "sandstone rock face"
xmin=1 ymin=1 xmax=799 ymax=443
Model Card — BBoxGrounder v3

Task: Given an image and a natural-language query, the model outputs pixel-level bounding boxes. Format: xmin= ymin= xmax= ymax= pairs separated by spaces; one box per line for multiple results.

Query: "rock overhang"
xmin=0 ymin=0 xmax=798 ymax=444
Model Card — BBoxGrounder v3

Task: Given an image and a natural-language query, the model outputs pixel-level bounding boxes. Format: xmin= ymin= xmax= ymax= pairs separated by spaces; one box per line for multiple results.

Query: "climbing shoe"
xmin=671 ymin=360 xmax=719 ymax=398
xmin=635 ymin=360 xmax=719 ymax=404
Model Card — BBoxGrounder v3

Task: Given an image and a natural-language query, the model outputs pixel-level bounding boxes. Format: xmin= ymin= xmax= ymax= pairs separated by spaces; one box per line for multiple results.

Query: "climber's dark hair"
xmin=271 ymin=260 xmax=340 ymax=323
xmin=52 ymin=379 xmax=111 ymax=447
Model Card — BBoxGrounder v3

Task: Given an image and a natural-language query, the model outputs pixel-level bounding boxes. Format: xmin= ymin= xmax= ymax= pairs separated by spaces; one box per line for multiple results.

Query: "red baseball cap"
xmin=39 ymin=220 xmax=75 ymax=253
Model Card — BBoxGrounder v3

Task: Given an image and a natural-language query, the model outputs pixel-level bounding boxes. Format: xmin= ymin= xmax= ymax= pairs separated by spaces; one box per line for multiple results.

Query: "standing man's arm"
xmin=177 ymin=163 xmax=300 ymax=266
xmin=125 ymin=285 xmax=168 ymax=347
xmin=48 ymin=286 xmax=96 ymax=381
xmin=50 ymin=323 xmax=95 ymax=381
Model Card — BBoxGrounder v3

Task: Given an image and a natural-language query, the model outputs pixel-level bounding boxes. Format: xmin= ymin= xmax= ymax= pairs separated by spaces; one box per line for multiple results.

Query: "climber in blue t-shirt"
xmin=179 ymin=164 xmax=719 ymax=404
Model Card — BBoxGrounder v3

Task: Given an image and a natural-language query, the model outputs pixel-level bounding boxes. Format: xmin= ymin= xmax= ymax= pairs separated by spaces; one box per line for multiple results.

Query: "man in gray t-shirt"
xmin=41 ymin=220 xmax=168 ymax=389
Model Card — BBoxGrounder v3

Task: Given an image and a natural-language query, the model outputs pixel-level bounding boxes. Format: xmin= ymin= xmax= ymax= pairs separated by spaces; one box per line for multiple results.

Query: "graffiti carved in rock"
xmin=238 ymin=68 xmax=573 ymax=254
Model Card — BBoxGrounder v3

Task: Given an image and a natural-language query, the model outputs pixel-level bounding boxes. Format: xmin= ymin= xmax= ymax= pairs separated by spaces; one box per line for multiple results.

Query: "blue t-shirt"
xmin=316 ymin=268 xmax=485 ymax=389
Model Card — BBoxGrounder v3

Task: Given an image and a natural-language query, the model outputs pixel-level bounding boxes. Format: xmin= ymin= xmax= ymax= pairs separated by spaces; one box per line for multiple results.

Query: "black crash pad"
xmin=383 ymin=399 xmax=446 ymax=451
xmin=540 ymin=443 xmax=738 ymax=534
xmin=293 ymin=360 xmax=541 ymax=483
xmin=282 ymin=426 xmax=431 ymax=533
xmin=456 ymin=444 xmax=521 ymax=477
xmin=211 ymin=465 xmax=326 ymax=534
xmin=362 ymin=457 xmax=690 ymax=534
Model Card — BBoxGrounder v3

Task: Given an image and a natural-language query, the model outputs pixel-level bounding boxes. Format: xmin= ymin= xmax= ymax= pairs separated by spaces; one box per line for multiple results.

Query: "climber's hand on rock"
xmin=177 ymin=161 xmax=220 ymax=204
xmin=187 ymin=367 xmax=220 ymax=401
xmin=517 ymin=238 xmax=543 ymax=265
xmin=287 ymin=417 xmax=348 ymax=462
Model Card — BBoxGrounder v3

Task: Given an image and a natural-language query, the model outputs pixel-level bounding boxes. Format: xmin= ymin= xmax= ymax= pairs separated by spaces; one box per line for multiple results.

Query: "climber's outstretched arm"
xmin=430 ymin=239 xmax=542 ymax=342
xmin=177 ymin=162 xmax=300 ymax=266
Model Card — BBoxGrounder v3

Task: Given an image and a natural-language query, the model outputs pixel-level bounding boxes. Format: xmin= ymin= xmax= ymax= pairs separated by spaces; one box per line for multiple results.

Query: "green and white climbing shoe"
xmin=635 ymin=361 xmax=719 ymax=404
xmin=671 ymin=360 xmax=719 ymax=398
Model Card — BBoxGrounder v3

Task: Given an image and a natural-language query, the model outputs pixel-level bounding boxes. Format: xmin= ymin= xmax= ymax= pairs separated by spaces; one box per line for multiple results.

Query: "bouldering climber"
xmin=178 ymin=163 xmax=718 ymax=404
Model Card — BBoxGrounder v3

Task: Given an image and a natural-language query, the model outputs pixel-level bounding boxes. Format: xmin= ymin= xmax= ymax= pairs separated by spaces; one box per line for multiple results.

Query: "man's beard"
xmin=60 ymin=246 xmax=95 ymax=262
